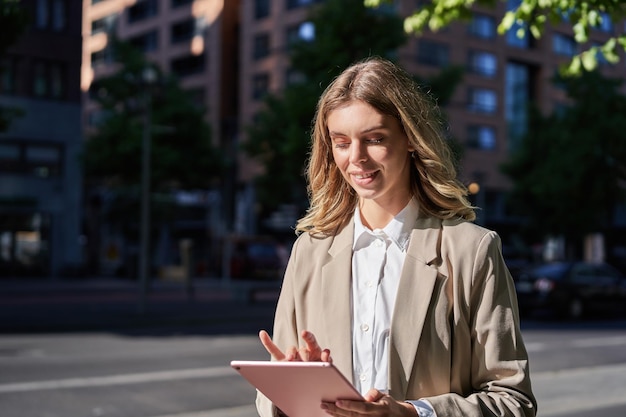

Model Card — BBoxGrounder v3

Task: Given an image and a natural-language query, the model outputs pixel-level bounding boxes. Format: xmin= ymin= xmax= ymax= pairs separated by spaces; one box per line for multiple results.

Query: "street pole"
xmin=138 ymin=84 xmax=151 ymax=314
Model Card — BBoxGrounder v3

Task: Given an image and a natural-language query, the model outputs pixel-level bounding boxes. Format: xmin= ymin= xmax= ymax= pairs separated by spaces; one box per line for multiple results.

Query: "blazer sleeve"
xmin=424 ymin=230 xmax=537 ymax=417
xmin=255 ymin=235 xmax=302 ymax=417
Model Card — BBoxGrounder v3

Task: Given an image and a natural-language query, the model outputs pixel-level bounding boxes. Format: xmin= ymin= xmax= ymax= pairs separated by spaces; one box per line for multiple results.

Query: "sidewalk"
xmin=0 ymin=276 xmax=280 ymax=334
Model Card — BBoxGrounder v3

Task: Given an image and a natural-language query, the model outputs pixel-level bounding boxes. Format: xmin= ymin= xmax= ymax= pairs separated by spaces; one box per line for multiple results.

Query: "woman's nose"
xmin=349 ymin=142 xmax=367 ymax=163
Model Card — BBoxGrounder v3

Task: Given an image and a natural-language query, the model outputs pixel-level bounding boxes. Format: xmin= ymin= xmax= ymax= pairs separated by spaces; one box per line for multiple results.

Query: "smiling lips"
xmin=352 ymin=171 xmax=378 ymax=184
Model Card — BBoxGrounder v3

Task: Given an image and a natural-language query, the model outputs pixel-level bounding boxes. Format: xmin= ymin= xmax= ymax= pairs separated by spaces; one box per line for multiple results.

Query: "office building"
xmin=0 ymin=0 xmax=84 ymax=278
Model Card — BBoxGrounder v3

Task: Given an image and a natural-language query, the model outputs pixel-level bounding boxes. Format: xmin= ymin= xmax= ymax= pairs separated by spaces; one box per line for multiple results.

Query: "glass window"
xmin=553 ymin=33 xmax=576 ymax=57
xmin=505 ymin=62 xmax=530 ymax=151
xmin=255 ymin=0 xmax=270 ymax=19
xmin=170 ymin=54 xmax=205 ymax=77
xmin=287 ymin=0 xmax=319 ymax=10
xmin=91 ymin=48 xmax=113 ymax=68
xmin=467 ymin=125 xmax=497 ymax=150
xmin=253 ymin=33 xmax=270 ymax=60
xmin=49 ymin=62 xmax=64 ymax=99
xmin=128 ymin=0 xmax=159 ymax=23
xmin=33 ymin=62 xmax=47 ymax=97
xmin=286 ymin=22 xmax=315 ymax=50
xmin=26 ymin=145 xmax=62 ymax=177
xmin=129 ymin=30 xmax=159 ymax=52
xmin=506 ymin=0 xmax=530 ymax=48
xmin=597 ymin=12 xmax=613 ymax=33
xmin=417 ymin=39 xmax=449 ymax=67
xmin=468 ymin=88 xmax=497 ymax=113
xmin=51 ymin=0 xmax=66 ymax=31
xmin=91 ymin=15 xmax=116 ymax=34
xmin=298 ymin=21 xmax=315 ymax=41
xmin=593 ymin=42 xmax=610 ymax=66
xmin=468 ymin=14 xmax=496 ymax=39
xmin=468 ymin=50 xmax=497 ymax=77
xmin=171 ymin=18 xmax=195 ymax=43
xmin=0 ymin=143 xmax=20 ymax=160
xmin=0 ymin=142 xmax=63 ymax=177
xmin=36 ymin=0 xmax=49 ymax=29
xmin=171 ymin=0 xmax=193 ymax=8
xmin=252 ymin=73 xmax=270 ymax=100
xmin=1 ymin=57 xmax=17 ymax=94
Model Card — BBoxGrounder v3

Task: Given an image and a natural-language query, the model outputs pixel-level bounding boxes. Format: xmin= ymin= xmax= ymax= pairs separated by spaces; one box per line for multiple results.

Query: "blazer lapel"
xmin=389 ymin=217 xmax=442 ymax=398
xmin=321 ymin=223 xmax=354 ymax=382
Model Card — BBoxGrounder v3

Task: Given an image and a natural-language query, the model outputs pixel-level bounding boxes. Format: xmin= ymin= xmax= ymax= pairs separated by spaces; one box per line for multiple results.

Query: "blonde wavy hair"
xmin=296 ymin=57 xmax=475 ymax=236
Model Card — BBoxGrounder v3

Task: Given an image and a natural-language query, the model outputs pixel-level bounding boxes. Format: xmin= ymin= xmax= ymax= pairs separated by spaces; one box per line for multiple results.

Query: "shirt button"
xmin=359 ymin=373 xmax=367 ymax=381
xmin=361 ymin=323 xmax=369 ymax=332
xmin=374 ymin=239 xmax=383 ymax=247
xmin=366 ymin=281 xmax=374 ymax=288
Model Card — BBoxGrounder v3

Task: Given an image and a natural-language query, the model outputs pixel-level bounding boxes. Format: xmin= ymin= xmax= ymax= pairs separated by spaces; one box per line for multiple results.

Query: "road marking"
xmin=154 ymin=405 xmax=256 ymax=417
xmin=526 ymin=335 xmax=626 ymax=352
xmin=571 ymin=335 xmax=626 ymax=348
xmin=533 ymin=362 xmax=626 ymax=416
xmin=0 ymin=366 xmax=234 ymax=393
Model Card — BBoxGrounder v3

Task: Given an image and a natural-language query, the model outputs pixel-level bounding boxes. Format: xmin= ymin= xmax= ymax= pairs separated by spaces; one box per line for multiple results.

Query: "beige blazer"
xmin=256 ymin=216 xmax=537 ymax=417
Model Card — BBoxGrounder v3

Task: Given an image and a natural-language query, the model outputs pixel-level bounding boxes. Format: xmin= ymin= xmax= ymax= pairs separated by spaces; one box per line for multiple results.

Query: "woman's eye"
xmin=334 ymin=142 xmax=349 ymax=149
xmin=367 ymin=138 xmax=383 ymax=144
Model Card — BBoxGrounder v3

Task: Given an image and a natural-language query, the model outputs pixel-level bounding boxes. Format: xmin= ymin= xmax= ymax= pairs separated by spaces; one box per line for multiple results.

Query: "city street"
xmin=0 ymin=280 xmax=625 ymax=416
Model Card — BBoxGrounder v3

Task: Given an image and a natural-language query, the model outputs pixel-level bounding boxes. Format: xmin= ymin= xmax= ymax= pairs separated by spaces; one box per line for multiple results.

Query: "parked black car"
xmin=514 ymin=261 xmax=626 ymax=319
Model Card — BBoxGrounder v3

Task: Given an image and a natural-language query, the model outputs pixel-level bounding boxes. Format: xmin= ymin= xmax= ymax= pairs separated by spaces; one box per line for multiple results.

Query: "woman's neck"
xmin=359 ymin=196 xmax=412 ymax=230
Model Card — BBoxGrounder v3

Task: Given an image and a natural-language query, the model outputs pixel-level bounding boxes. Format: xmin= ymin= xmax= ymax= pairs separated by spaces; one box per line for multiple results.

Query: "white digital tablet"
xmin=230 ymin=360 xmax=364 ymax=417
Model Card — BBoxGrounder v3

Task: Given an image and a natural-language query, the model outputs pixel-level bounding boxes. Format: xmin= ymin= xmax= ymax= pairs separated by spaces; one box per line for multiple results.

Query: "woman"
xmin=256 ymin=57 xmax=536 ymax=417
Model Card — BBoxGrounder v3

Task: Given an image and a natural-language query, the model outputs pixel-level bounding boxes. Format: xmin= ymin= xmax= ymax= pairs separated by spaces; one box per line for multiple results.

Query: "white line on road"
xmin=154 ymin=405 xmax=256 ymax=417
xmin=526 ymin=335 xmax=626 ymax=352
xmin=0 ymin=366 xmax=234 ymax=393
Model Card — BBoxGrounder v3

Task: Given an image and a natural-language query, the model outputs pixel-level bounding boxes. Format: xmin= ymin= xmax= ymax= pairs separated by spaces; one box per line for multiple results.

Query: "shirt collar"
xmin=352 ymin=198 xmax=419 ymax=252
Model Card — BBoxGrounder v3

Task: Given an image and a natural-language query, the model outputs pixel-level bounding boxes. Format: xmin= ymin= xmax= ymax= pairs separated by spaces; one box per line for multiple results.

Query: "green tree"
xmin=0 ymin=0 xmax=28 ymax=131
xmin=501 ymin=70 xmax=626 ymax=249
xmin=83 ymin=40 xmax=222 ymax=235
xmin=366 ymin=0 xmax=626 ymax=75
xmin=243 ymin=0 xmax=463 ymax=218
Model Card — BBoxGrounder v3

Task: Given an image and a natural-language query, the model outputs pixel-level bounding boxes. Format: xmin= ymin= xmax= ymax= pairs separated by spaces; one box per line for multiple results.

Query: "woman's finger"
xmin=259 ymin=330 xmax=286 ymax=361
xmin=301 ymin=331 xmax=323 ymax=359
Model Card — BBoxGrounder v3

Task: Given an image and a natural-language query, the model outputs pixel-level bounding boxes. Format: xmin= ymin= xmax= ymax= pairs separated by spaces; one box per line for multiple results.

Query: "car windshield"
xmin=530 ymin=263 xmax=570 ymax=280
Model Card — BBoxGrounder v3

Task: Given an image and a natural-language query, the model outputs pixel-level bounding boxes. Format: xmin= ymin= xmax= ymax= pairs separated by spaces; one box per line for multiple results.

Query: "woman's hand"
xmin=259 ymin=329 xmax=332 ymax=362
xmin=321 ymin=389 xmax=418 ymax=417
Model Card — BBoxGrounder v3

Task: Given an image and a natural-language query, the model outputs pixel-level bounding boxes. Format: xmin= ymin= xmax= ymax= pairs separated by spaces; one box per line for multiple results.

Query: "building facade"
xmin=0 ymin=0 xmax=84 ymax=278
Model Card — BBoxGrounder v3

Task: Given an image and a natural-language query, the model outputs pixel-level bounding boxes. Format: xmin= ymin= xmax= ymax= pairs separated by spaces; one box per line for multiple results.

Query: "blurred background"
xmin=2 ymin=0 xmax=626 ymax=286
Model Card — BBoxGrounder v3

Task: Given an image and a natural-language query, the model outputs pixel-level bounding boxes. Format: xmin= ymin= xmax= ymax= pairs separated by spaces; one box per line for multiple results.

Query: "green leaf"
xmin=498 ymin=11 xmax=516 ymax=33
xmin=580 ymin=49 xmax=598 ymax=71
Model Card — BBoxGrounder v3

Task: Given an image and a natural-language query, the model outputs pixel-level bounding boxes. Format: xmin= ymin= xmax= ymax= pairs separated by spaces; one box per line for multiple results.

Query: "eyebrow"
xmin=329 ymin=124 xmax=387 ymax=137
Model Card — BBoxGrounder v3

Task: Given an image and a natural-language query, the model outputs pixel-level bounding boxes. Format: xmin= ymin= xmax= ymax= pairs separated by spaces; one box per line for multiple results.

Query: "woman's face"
xmin=328 ymin=100 xmax=414 ymax=214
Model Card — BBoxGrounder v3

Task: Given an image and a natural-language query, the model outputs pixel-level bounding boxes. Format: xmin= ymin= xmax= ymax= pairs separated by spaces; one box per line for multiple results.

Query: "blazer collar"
xmin=322 ymin=222 xmax=355 ymax=381
xmin=389 ymin=215 xmax=443 ymax=398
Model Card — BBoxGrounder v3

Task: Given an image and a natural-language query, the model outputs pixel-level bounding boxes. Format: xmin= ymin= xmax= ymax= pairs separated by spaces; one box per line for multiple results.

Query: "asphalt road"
xmin=1 ymin=278 xmax=625 ymax=417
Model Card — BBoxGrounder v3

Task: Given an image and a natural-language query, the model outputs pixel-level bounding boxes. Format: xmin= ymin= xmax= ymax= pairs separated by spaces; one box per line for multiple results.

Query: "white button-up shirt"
xmin=351 ymin=199 xmax=435 ymax=417
xmin=351 ymin=199 xmax=417 ymax=393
